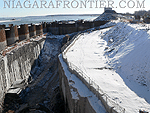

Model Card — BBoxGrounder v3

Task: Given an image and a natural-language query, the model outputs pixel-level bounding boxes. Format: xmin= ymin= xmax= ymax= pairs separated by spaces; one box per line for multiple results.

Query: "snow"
xmin=94 ymin=13 xmax=117 ymax=21
xmin=70 ymin=89 xmax=79 ymax=100
xmin=84 ymin=16 xmax=98 ymax=21
xmin=65 ymin=22 xmax=150 ymax=113
xmin=99 ymin=21 xmax=117 ymax=28
xmin=46 ymin=33 xmax=65 ymax=39
xmin=31 ymin=37 xmax=62 ymax=79
xmin=59 ymin=54 xmax=106 ymax=113
xmin=0 ymin=19 xmax=21 ymax=23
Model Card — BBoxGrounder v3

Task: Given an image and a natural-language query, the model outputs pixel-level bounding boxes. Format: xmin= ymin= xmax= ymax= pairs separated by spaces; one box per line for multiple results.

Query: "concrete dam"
xmin=0 ymin=20 xmax=108 ymax=113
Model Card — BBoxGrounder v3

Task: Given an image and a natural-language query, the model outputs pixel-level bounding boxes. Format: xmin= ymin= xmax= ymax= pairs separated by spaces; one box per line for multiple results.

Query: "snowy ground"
xmin=94 ymin=13 xmax=117 ymax=21
xmin=65 ymin=22 xmax=150 ymax=113
xmin=59 ymin=54 xmax=106 ymax=113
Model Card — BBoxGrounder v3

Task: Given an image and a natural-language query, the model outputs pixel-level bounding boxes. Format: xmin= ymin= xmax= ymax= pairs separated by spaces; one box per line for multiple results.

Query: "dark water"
xmin=0 ymin=15 xmax=97 ymax=27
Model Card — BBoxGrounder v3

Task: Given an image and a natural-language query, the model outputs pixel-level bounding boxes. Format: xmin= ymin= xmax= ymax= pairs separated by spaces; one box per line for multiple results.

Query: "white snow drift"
xmin=65 ymin=22 xmax=150 ymax=113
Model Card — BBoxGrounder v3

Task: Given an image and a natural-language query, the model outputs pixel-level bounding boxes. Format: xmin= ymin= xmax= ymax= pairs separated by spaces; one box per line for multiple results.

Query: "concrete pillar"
xmin=29 ymin=24 xmax=36 ymax=38
xmin=0 ymin=29 xmax=7 ymax=51
xmin=36 ymin=24 xmax=43 ymax=36
xmin=91 ymin=22 xmax=95 ymax=28
xmin=62 ymin=23 xmax=66 ymax=34
xmin=46 ymin=23 xmax=51 ymax=32
xmin=18 ymin=24 xmax=30 ymax=41
xmin=75 ymin=22 xmax=78 ymax=27
xmin=6 ymin=25 xmax=19 ymax=46
xmin=42 ymin=22 xmax=47 ymax=32
xmin=75 ymin=22 xmax=78 ymax=32
xmin=0 ymin=25 xmax=6 ymax=29
xmin=59 ymin=27 xmax=63 ymax=35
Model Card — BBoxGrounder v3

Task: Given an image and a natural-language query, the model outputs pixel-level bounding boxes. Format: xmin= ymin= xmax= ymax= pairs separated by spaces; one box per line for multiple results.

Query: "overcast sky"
xmin=0 ymin=0 xmax=149 ymax=17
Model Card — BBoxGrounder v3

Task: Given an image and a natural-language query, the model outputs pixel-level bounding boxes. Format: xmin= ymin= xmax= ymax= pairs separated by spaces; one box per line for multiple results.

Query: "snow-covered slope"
xmin=103 ymin=22 xmax=150 ymax=89
xmin=94 ymin=13 xmax=117 ymax=21
xmin=65 ymin=22 xmax=150 ymax=112
xmin=31 ymin=37 xmax=62 ymax=78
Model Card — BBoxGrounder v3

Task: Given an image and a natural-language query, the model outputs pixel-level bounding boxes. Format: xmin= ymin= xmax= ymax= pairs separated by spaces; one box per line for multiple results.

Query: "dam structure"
xmin=0 ymin=20 xmax=110 ymax=113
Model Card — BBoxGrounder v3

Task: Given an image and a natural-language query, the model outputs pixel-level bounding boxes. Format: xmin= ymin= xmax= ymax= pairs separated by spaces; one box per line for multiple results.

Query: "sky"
xmin=0 ymin=0 xmax=149 ymax=17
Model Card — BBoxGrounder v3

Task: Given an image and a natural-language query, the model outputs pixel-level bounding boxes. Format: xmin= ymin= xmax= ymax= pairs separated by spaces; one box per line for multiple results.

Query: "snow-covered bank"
xmin=103 ymin=22 xmax=150 ymax=90
xmin=0 ymin=19 xmax=21 ymax=23
xmin=59 ymin=54 xmax=106 ymax=113
xmin=65 ymin=22 xmax=150 ymax=112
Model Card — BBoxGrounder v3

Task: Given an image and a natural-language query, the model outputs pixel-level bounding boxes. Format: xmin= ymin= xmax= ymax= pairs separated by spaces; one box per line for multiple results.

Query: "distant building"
xmin=104 ymin=7 xmax=112 ymax=12
xmin=134 ymin=15 xmax=140 ymax=20
xmin=104 ymin=7 xmax=116 ymax=14
xmin=143 ymin=12 xmax=150 ymax=23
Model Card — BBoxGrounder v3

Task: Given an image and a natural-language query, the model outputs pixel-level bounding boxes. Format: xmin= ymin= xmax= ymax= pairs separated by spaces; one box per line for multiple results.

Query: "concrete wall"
xmin=47 ymin=20 xmax=108 ymax=35
xmin=48 ymin=27 xmax=59 ymax=35
xmin=0 ymin=21 xmax=108 ymax=50
xmin=58 ymin=59 xmax=96 ymax=113
xmin=59 ymin=27 xmax=77 ymax=35
xmin=0 ymin=38 xmax=45 ymax=108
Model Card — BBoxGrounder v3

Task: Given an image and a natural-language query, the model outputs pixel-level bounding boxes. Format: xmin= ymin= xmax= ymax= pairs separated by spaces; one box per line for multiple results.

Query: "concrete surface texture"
xmin=18 ymin=24 xmax=30 ymax=41
xmin=6 ymin=25 xmax=19 ymax=46
xmin=29 ymin=24 xmax=36 ymax=38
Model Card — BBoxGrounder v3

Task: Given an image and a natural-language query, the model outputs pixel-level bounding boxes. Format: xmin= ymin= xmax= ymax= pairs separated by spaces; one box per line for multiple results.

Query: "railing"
xmin=61 ymin=28 xmax=125 ymax=113
xmin=61 ymin=31 xmax=82 ymax=53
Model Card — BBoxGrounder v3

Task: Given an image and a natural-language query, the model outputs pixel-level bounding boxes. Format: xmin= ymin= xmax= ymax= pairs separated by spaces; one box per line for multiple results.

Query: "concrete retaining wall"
xmin=47 ymin=20 xmax=108 ymax=35
xmin=48 ymin=27 xmax=59 ymax=35
xmin=59 ymin=27 xmax=77 ymax=35
xmin=0 ymin=20 xmax=108 ymax=50
xmin=58 ymin=59 xmax=96 ymax=113
xmin=0 ymin=38 xmax=45 ymax=109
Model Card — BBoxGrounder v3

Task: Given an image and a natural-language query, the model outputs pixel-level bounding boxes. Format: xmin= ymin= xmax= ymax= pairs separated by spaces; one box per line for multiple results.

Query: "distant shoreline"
xmin=46 ymin=14 xmax=100 ymax=16
xmin=0 ymin=14 xmax=100 ymax=19
xmin=26 ymin=14 xmax=100 ymax=18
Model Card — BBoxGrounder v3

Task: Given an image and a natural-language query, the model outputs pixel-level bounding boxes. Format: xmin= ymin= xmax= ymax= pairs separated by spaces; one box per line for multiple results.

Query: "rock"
xmin=38 ymin=103 xmax=51 ymax=113
xmin=62 ymin=35 xmax=70 ymax=45
xmin=15 ymin=104 xmax=28 ymax=113
xmin=29 ymin=110 xmax=46 ymax=113
xmin=7 ymin=110 xmax=15 ymax=113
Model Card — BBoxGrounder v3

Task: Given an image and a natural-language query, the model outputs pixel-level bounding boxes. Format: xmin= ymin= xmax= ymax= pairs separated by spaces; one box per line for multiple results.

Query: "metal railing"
xmin=61 ymin=29 xmax=125 ymax=113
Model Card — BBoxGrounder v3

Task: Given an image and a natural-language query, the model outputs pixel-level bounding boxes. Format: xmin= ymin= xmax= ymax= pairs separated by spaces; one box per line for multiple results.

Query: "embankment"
xmin=58 ymin=56 xmax=98 ymax=113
